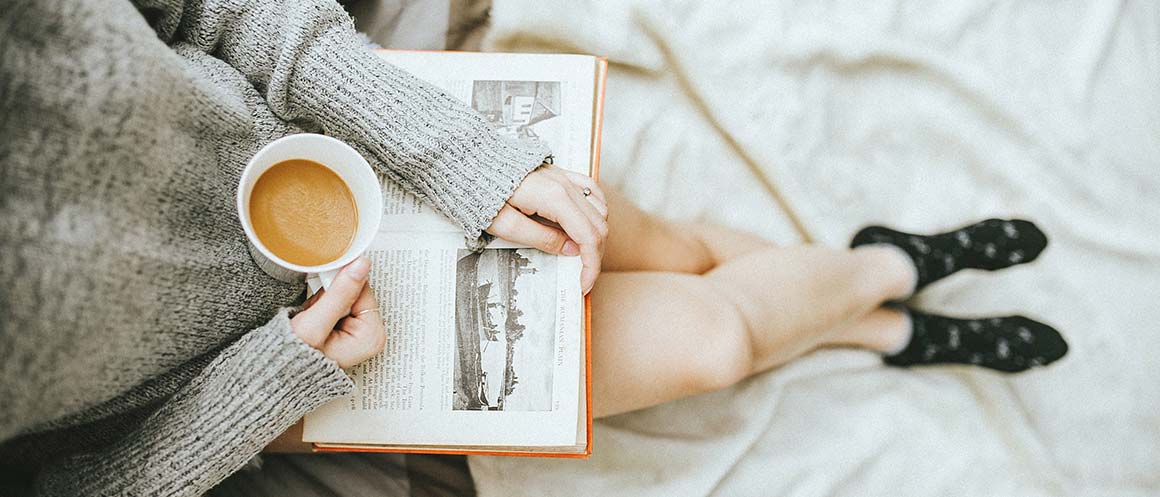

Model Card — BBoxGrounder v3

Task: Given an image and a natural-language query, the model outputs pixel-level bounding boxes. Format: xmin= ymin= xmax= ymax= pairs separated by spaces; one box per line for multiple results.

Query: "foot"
xmin=850 ymin=219 xmax=1048 ymax=292
xmin=885 ymin=309 xmax=1068 ymax=373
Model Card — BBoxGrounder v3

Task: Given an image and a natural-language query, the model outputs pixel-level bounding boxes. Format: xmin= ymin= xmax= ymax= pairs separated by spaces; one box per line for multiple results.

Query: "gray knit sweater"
xmin=0 ymin=0 xmax=548 ymax=494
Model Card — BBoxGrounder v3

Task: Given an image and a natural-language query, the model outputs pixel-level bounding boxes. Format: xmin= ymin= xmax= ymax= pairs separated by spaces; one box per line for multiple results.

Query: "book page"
xmin=304 ymin=52 xmax=595 ymax=447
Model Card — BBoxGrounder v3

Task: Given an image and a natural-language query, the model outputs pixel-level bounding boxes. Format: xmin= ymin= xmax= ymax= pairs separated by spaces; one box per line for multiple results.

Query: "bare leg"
xmin=592 ymin=183 xmax=918 ymax=416
xmin=601 ymin=189 xmax=712 ymax=273
xmin=602 ymin=189 xmax=774 ymax=274
xmin=592 ymin=245 xmax=914 ymax=417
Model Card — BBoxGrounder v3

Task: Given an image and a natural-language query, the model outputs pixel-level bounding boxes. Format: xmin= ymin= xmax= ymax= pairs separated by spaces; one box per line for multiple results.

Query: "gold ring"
xmin=351 ymin=309 xmax=379 ymax=318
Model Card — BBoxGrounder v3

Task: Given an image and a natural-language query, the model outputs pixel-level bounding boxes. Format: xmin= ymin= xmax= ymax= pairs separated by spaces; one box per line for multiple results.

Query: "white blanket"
xmin=470 ymin=1 xmax=1160 ymax=496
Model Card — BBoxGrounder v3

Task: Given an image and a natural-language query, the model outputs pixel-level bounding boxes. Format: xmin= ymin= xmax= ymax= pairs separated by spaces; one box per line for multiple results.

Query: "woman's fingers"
xmin=290 ymin=257 xmax=371 ymax=348
xmin=491 ymin=166 xmax=607 ymax=294
xmin=569 ymin=185 xmax=608 ymax=241
xmin=512 ymin=173 xmax=603 ymax=293
xmin=325 ymin=325 xmax=385 ymax=368
xmin=349 ymin=281 xmax=379 ymax=316
xmin=562 ymin=171 xmax=607 ymax=219
xmin=538 ymin=194 xmax=602 ymax=293
xmin=554 ymin=169 xmax=607 ymax=234
xmin=337 ymin=282 xmax=379 ymax=330
xmin=550 ymin=171 xmax=607 ymax=294
xmin=486 ymin=204 xmax=578 ymax=256
xmin=327 ymin=283 xmax=386 ymax=368
xmin=289 ymin=258 xmax=385 ymax=368
xmin=565 ymin=188 xmax=608 ymax=293
xmin=310 ymin=257 xmax=371 ymax=323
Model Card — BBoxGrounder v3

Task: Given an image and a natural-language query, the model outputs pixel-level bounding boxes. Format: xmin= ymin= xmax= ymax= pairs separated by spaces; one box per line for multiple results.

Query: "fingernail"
xmin=348 ymin=256 xmax=371 ymax=281
xmin=562 ymin=240 xmax=580 ymax=256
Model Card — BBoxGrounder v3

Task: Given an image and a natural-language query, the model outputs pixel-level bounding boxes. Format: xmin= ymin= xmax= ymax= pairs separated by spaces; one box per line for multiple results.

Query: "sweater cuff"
xmin=208 ymin=308 xmax=355 ymax=436
xmin=37 ymin=309 xmax=352 ymax=496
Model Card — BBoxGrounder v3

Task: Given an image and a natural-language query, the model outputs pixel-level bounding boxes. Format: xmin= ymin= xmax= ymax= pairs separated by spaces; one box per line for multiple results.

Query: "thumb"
xmin=292 ymin=257 xmax=371 ymax=346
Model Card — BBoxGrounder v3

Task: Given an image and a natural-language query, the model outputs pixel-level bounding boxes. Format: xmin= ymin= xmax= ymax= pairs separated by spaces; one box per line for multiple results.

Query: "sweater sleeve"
xmin=137 ymin=0 xmax=550 ymax=244
xmin=34 ymin=309 xmax=353 ymax=497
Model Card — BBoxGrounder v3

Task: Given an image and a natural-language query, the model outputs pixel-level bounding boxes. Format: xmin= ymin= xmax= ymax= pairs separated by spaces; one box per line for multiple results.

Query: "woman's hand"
xmin=486 ymin=165 xmax=608 ymax=294
xmin=290 ymin=257 xmax=385 ymax=368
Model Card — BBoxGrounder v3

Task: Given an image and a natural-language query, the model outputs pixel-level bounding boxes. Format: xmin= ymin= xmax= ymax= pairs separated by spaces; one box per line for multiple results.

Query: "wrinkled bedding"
xmin=470 ymin=1 xmax=1160 ymax=496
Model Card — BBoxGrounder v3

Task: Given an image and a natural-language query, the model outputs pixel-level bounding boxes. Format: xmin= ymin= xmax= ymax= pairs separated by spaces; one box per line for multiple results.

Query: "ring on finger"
xmin=351 ymin=308 xmax=379 ymax=318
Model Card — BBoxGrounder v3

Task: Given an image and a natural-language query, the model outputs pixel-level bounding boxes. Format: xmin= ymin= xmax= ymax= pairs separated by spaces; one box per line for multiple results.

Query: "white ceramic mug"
xmin=237 ymin=133 xmax=383 ymax=291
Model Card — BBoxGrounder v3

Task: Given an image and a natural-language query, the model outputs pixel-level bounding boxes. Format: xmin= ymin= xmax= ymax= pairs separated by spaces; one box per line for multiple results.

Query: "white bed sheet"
xmin=470 ymin=1 xmax=1160 ymax=496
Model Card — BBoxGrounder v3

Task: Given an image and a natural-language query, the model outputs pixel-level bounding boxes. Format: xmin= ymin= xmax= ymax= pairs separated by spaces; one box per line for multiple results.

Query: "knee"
xmin=677 ymin=298 xmax=754 ymax=394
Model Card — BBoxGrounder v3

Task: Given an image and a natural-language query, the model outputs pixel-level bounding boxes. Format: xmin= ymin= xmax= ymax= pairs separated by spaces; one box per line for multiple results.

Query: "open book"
xmin=302 ymin=51 xmax=607 ymax=457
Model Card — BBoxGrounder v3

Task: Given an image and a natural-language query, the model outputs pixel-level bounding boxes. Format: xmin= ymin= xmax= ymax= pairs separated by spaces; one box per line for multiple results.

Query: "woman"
xmin=0 ymin=1 xmax=1066 ymax=496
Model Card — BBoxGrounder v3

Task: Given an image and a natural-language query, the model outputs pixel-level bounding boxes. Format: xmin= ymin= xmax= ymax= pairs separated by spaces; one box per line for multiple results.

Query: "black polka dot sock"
xmin=850 ymin=219 xmax=1048 ymax=292
xmin=885 ymin=309 xmax=1068 ymax=373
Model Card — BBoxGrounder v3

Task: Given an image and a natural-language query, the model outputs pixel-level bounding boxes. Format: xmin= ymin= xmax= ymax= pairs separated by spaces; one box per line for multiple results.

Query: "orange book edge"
xmin=312 ymin=52 xmax=609 ymax=459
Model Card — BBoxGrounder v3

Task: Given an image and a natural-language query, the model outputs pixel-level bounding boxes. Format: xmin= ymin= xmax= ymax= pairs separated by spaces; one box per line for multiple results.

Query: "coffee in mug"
xmin=237 ymin=133 xmax=383 ymax=290
xmin=249 ymin=159 xmax=358 ymax=267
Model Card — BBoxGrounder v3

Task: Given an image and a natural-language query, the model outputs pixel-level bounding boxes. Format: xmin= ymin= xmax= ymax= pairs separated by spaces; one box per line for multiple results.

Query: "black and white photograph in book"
xmin=471 ymin=80 xmax=562 ymax=146
xmin=452 ymin=249 xmax=557 ymax=411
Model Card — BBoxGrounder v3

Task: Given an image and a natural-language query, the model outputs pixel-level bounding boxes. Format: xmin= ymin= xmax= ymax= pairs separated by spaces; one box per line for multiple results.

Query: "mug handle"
xmin=305 ymin=269 xmax=340 ymax=295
